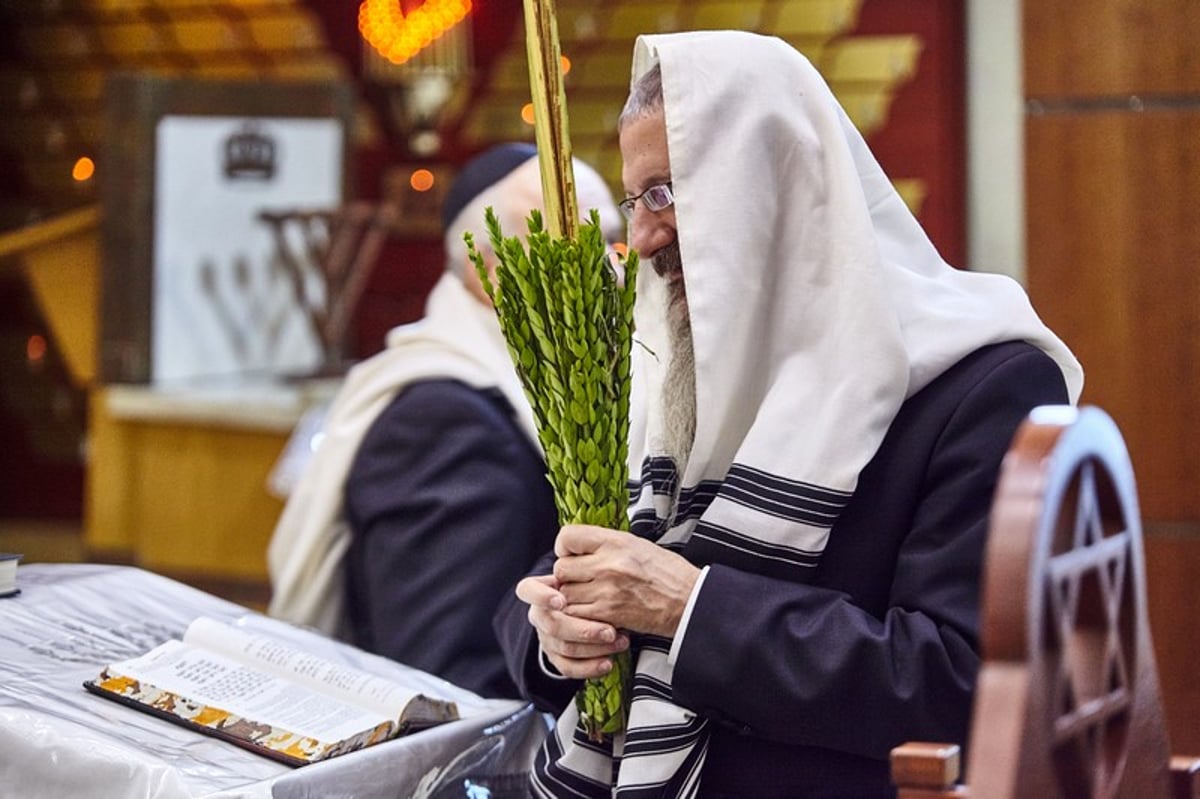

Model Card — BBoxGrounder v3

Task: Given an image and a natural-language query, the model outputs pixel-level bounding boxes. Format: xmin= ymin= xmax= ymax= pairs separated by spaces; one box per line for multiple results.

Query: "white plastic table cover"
xmin=0 ymin=563 xmax=543 ymax=799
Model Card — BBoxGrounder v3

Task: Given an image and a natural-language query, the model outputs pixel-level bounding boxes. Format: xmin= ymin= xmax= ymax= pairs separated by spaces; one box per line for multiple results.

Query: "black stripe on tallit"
xmin=627 ymin=480 xmax=641 ymax=506
xmin=627 ymin=457 xmax=673 ymax=491
xmin=630 ymin=675 xmax=673 ymax=703
xmin=674 ymin=480 xmax=721 ymax=521
xmin=621 ymin=716 xmax=709 ymax=757
xmin=635 ymin=634 xmax=672 ymax=653
xmin=615 ymin=738 xmax=708 ymax=799
xmin=632 ymin=458 xmax=850 ymax=530
xmin=630 ymin=508 xmax=664 ymax=539
xmin=721 ymin=462 xmax=850 ymax=525
xmin=690 ymin=520 xmax=823 ymax=566
xmin=628 ymin=456 xmax=681 ymax=497
xmin=532 ymin=725 xmax=613 ymax=798
xmin=728 ymin=462 xmax=851 ymax=503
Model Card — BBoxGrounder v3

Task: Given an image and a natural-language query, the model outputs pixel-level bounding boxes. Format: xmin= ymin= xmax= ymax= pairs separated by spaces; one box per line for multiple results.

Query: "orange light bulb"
xmin=26 ymin=334 xmax=47 ymax=362
xmin=72 ymin=156 xmax=95 ymax=182
xmin=410 ymin=169 xmax=435 ymax=192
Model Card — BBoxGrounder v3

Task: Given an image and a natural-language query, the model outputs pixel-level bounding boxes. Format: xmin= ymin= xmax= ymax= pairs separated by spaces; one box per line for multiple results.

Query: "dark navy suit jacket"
xmin=493 ymin=341 xmax=1070 ymax=797
xmin=343 ymin=379 xmax=559 ymax=699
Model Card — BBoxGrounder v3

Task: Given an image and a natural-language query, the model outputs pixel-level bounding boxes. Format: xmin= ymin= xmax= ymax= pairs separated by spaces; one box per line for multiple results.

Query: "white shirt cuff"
xmin=667 ymin=565 xmax=710 ymax=666
xmin=537 ymin=644 xmax=573 ymax=680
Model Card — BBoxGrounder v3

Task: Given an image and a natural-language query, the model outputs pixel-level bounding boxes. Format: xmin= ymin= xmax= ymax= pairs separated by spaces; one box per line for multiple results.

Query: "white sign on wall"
xmin=152 ymin=115 xmax=343 ymax=385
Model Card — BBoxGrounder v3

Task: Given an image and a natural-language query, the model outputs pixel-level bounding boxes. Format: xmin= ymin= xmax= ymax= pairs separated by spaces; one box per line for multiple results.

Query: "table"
xmin=0 ymin=563 xmax=542 ymax=798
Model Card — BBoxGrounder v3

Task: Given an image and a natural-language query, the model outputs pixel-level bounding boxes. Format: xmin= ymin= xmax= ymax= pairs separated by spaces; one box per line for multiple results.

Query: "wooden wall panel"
xmin=1144 ymin=531 xmax=1200 ymax=755
xmin=1025 ymin=0 xmax=1200 ymax=99
xmin=1026 ymin=111 xmax=1200 ymax=520
xmin=1025 ymin=0 xmax=1200 ymax=760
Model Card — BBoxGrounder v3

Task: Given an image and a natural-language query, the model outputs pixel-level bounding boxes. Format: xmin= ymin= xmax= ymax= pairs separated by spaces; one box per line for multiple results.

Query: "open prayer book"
xmin=83 ymin=616 xmax=459 ymax=767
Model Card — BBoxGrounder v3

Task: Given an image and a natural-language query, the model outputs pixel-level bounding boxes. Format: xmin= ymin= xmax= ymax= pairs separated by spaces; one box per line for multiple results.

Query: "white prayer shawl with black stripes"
xmin=533 ymin=30 xmax=1082 ymax=798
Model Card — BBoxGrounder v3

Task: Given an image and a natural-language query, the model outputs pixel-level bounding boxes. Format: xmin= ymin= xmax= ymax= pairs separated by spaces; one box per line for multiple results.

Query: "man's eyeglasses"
xmin=618 ymin=183 xmax=674 ymax=221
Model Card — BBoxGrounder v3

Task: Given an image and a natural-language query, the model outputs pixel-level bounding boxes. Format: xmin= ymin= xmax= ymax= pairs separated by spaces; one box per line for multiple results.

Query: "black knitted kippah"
xmin=441 ymin=142 xmax=538 ymax=231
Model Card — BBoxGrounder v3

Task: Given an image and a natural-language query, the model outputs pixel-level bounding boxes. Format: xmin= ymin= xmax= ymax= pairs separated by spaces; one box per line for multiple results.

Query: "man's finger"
xmin=515 ymin=574 xmax=565 ymax=610
xmin=543 ymin=651 xmax=616 ymax=681
xmin=554 ymin=524 xmax=618 ymax=558
xmin=531 ymin=604 xmax=618 ymax=646
xmin=552 ymin=553 xmax=597 ymax=585
xmin=541 ymin=633 xmax=627 ymax=661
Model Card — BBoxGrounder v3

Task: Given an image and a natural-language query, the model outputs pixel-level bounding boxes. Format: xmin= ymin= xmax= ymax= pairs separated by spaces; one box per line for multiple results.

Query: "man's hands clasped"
xmin=516 ymin=524 xmax=701 ymax=679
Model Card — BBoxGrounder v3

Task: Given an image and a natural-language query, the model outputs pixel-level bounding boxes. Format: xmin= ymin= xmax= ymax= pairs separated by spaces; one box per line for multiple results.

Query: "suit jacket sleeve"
xmin=668 ymin=346 xmax=1069 ymax=759
xmin=344 ymin=380 xmax=558 ymax=699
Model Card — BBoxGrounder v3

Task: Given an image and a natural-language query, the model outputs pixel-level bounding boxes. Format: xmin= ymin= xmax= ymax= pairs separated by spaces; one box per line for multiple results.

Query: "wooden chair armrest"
xmin=890 ymin=742 xmax=968 ymax=798
xmin=1171 ymin=756 xmax=1200 ymax=799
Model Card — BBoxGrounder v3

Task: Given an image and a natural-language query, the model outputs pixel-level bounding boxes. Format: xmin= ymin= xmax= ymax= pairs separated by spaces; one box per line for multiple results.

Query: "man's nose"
xmin=628 ymin=205 xmax=675 ymax=259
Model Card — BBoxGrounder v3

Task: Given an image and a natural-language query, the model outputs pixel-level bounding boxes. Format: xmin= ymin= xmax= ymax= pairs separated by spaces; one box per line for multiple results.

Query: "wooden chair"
xmin=890 ymin=406 xmax=1200 ymax=799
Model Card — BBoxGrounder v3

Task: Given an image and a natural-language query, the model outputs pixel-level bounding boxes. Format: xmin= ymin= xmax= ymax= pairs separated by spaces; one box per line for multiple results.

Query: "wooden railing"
xmin=0 ymin=205 xmax=101 ymax=388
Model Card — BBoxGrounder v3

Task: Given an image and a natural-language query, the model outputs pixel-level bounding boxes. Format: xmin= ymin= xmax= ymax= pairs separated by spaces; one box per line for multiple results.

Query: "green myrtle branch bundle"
xmin=461 ymin=0 xmax=641 ymax=743
xmin=466 ymin=208 xmax=639 ymax=742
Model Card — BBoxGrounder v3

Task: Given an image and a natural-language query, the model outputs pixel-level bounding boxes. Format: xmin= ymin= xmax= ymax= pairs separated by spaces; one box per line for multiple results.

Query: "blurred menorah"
xmin=258 ymin=202 xmax=402 ymax=374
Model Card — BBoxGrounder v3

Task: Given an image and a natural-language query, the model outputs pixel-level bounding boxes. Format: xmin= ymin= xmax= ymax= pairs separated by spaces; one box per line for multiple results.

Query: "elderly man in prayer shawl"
xmin=267 ymin=143 xmax=623 ymax=699
xmin=493 ymin=31 xmax=1084 ymax=796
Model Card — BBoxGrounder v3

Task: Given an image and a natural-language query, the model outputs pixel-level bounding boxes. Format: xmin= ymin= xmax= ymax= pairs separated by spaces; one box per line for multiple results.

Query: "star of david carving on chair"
xmin=1046 ymin=462 xmax=1135 ymax=798
xmin=890 ymin=406 xmax=1200 ymax=799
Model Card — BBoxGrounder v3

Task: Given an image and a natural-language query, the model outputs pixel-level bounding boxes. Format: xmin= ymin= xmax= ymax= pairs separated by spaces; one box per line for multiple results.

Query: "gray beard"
xmin=659 ymin=271 xmax=696 ymax=488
